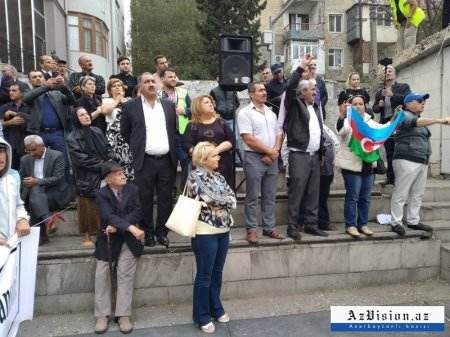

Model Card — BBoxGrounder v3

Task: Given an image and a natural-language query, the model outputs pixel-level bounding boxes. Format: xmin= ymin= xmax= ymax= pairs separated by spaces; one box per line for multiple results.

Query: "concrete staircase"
xmin=34 ymin=173 xmax=450 ymax=315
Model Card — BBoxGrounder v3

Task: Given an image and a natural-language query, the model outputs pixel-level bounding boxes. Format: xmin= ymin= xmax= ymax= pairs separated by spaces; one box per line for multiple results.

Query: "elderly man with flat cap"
xmin=390 ymin=93 xmax=450 ymax=236
xmin=93 ymin=160 xmax=145 ymax=334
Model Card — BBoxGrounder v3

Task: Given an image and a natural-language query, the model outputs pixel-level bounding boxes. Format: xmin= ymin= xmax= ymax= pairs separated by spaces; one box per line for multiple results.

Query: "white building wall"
xmin=44 ymin=0 xmax=68 ymax=61
xmin=361 ymin=6 xmax=396 ymax=43
xmin=67 ymin=0 xmax=125 ymax=82
xmin=395 ymin=42 xmax=450 ymax=173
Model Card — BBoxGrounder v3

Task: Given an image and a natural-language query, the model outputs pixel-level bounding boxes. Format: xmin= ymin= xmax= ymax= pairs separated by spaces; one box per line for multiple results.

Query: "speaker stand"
xmin=232 ymin=89 xmax=245 ymax=193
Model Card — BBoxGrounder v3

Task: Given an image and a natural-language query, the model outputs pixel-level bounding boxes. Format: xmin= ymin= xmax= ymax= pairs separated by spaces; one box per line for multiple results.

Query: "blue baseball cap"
xmin=404 ymin=93 xmax=430 ymax=105
xmin=270 ymin=63 xmax=282 ymax=73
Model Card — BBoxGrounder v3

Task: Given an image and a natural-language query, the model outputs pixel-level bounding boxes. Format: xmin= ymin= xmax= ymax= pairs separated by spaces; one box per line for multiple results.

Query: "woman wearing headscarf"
xmin=67 ymin=106 xmax=116 ymax=245
xmin=77 ymin=76 xmax=107 ymax=134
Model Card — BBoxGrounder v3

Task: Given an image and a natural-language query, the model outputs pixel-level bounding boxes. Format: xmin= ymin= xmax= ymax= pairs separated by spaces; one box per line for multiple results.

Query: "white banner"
xmin=0 ymin=228 xmax=39 ymax=337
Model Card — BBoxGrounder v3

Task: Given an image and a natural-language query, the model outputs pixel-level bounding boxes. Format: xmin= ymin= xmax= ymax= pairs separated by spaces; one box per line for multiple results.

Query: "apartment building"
xmin=259 ymin=0 xmax=397 ymax=83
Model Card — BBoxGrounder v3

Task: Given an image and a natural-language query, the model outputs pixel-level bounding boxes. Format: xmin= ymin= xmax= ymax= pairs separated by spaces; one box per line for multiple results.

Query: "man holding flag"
xmin=390 ymin=93 xmax=450 ymax=236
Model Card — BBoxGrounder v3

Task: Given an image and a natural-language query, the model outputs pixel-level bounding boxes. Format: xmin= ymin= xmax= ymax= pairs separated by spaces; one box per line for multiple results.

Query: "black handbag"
xmin=374 ymin=158 xmax=387 ymax=175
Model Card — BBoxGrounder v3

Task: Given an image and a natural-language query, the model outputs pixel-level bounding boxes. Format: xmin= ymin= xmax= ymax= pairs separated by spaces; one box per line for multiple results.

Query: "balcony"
xmin=283 ymin=23 xmax=324 ymax=42
xmin=283 ymin=0 xmax=320 ymax=9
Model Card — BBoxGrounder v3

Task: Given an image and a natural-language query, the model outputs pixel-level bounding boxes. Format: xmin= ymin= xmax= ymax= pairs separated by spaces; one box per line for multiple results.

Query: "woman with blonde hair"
xmin=187 ymin=141 xmax=236 ymax=333
xmin=338 ymin=72 xmax=371 ymax=109
xmin=182 ymin=94 xmax=234 ymax=186
xmin=101 ymin=78 xmax=134 ymax=180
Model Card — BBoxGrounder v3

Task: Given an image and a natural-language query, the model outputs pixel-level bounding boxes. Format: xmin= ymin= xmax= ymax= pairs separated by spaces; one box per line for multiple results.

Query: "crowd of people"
xmin=1 ymin=47 xmax=450 ymax=334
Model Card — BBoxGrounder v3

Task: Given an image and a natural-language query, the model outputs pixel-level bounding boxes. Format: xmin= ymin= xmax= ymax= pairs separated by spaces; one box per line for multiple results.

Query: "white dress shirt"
xmin=33 ymin=148 xmax=46 ymax=179
xmin=306 ymin=104 xmax=321 ymax=152
xmin=142 ymin=96 xmax=170 ymax=155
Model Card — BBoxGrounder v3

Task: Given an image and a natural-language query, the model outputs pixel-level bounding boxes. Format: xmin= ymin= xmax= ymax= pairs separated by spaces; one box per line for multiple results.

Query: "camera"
xmin=379 ymin=58 xmax=393 ymax=67
xmin=52 ymin=71 xmax=60 ymax=78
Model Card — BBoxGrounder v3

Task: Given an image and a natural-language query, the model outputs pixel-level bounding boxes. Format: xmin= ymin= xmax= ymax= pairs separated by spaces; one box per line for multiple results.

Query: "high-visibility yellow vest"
xmin=389 ymin=0 xmax=426 ymax=28
xmin=174 ymin=87 xmax=189 ymax=134
xmin=158 ymin=87 xmax=190 ymax=134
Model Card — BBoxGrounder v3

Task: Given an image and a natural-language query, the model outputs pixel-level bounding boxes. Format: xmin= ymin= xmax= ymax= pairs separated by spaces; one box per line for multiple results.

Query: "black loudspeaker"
xmin=219 ymin=35 xmax=253 ymax=91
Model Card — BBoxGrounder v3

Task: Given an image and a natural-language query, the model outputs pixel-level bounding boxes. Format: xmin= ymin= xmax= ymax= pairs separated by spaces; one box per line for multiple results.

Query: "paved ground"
xmin=18 ymin=279 xmax=450 ymax=337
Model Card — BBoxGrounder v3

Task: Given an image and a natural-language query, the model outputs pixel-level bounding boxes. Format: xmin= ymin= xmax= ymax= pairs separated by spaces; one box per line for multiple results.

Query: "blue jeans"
xmin=40 ymin=130 xmax=72 ymax=186
xmin=175 ymin=134 xmax=188 ymax=168
xmin=342 ymin=171 xmax=374 ymax=228
xmin=191 ymin=232 xmax=229 ymax=326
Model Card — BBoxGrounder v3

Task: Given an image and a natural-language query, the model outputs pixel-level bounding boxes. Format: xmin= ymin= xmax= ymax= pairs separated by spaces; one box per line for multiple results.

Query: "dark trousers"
xmin=318 ymin=174 xmax=334 ymax=227
xmin=287 ymin=151 xmax=320 ymax=228
xmin=191 ymin=232 xmax=229 ymax=327
xmin=40 ymin=130 xmax=72 ymax=186
xmin=27 ymin=186 xmax=59 ymax=238
xmin=298 ymin=174 xmax=333 ymax=228
xmin=134 ymin=155 xmax=175 ymax=238
xmin=384 ymin=136 xmax=395 ymax=182
xmin=444 ymin=0 xmax=450 ymax=29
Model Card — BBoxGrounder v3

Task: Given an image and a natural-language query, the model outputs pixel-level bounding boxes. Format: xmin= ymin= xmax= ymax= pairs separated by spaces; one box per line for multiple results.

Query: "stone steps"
xmin=442 ymin=243 xmax=450 ymax=281
xmin=31 ymin=177 xmax=450 ymax=316
xmin=47 ymin=194 xmax=450 ymax=235
xmin=34 ymin=224 xmax=441 ymax=315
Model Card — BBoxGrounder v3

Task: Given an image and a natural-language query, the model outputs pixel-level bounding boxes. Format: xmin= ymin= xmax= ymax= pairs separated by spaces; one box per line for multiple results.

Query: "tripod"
xmin=231 ymin=89 xmax=245 ymax=192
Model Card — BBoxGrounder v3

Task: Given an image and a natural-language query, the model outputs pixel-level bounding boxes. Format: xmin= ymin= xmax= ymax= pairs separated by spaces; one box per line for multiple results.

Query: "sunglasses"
xmin=415 ymin=99 xmax=425 ymax=103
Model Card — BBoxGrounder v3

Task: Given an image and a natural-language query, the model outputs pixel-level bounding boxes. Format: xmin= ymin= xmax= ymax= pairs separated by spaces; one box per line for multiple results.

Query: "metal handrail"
xmin=0 ymin=37 xmax=36 ymax=73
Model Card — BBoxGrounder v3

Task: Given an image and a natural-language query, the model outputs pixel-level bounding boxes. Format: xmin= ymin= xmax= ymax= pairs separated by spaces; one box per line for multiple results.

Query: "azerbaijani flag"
xmin=347 ymin=106 xmax=405 ymax=163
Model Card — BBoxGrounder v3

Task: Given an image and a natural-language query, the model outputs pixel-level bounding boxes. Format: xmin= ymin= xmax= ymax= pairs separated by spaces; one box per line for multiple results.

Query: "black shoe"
xmin=407 ymin=223 xmax=433 ymax=232
xmin=391 ymin=224 xmax=405 ymax=236
xmin=157 ymin=236 xmax=170 ymax=247
xmin=379 ymin=178 xmax=395 ymax=187
xmin=39 ymin=236 xmax=50 ymax=246
xmin=287 ymin=226 xmax=301 ymax=241
xmin=304 ymin=226 xmax=328 ymax=237
xmin=144 ymin=236 xmax=156 ymax=247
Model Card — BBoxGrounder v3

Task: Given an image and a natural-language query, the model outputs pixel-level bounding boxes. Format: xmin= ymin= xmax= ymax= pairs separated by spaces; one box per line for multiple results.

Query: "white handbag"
xmin=165 ymin=184 xmax=202 ymax=237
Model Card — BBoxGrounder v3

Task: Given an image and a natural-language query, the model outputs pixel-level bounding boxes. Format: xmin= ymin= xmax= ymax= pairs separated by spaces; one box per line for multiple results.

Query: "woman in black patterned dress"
xmin=102 ymin=79 xmax=134 ymax=181
xmin=182 ymin=94 xmax=234 ymax=187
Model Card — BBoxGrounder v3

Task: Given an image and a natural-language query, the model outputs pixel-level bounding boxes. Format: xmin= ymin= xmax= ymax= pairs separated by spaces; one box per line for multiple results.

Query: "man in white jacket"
xmin=0 ymin=138 xmax=30 ymax=246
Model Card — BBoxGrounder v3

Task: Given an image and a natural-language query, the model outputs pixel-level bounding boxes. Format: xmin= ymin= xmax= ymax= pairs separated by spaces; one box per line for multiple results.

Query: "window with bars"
xmin=285 ymin=41 xmax=319 ymax=62
xmin=68 ymin=12 xmax=108 ymax=58
xmin=329 ymin=14 xmax=343 ymax=33
xmin=328 ymin=49 xmax=343 ymax=68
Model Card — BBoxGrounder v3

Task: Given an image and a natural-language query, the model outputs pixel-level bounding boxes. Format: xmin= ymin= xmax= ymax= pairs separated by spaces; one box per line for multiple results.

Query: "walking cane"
xmin=106 ymin=232 xmax=117 ymax=320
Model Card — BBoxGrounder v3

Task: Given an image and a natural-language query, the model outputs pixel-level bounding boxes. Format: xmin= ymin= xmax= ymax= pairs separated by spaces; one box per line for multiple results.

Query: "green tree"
xmin=195 ymin=0 xmax=267 ymax=77
xmin=130 ymin=0 xmax=210 ymax=79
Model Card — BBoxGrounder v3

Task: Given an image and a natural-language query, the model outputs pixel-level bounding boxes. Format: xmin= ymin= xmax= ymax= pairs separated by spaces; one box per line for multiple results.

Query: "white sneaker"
xmin=216 ymin=313 xmax=230 ymax=323
xmin=200 ymin=322 xmax=215 ymax=333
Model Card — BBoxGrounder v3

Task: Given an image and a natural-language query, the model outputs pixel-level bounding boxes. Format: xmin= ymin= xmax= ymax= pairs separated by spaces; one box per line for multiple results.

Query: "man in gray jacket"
xmin=390 ymin=93 xmax=450 ymax=235
xmin=23 ymin=70 xmax=76 ymax=185
xmin=20 ymin=135 xmax=72 ymax=245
